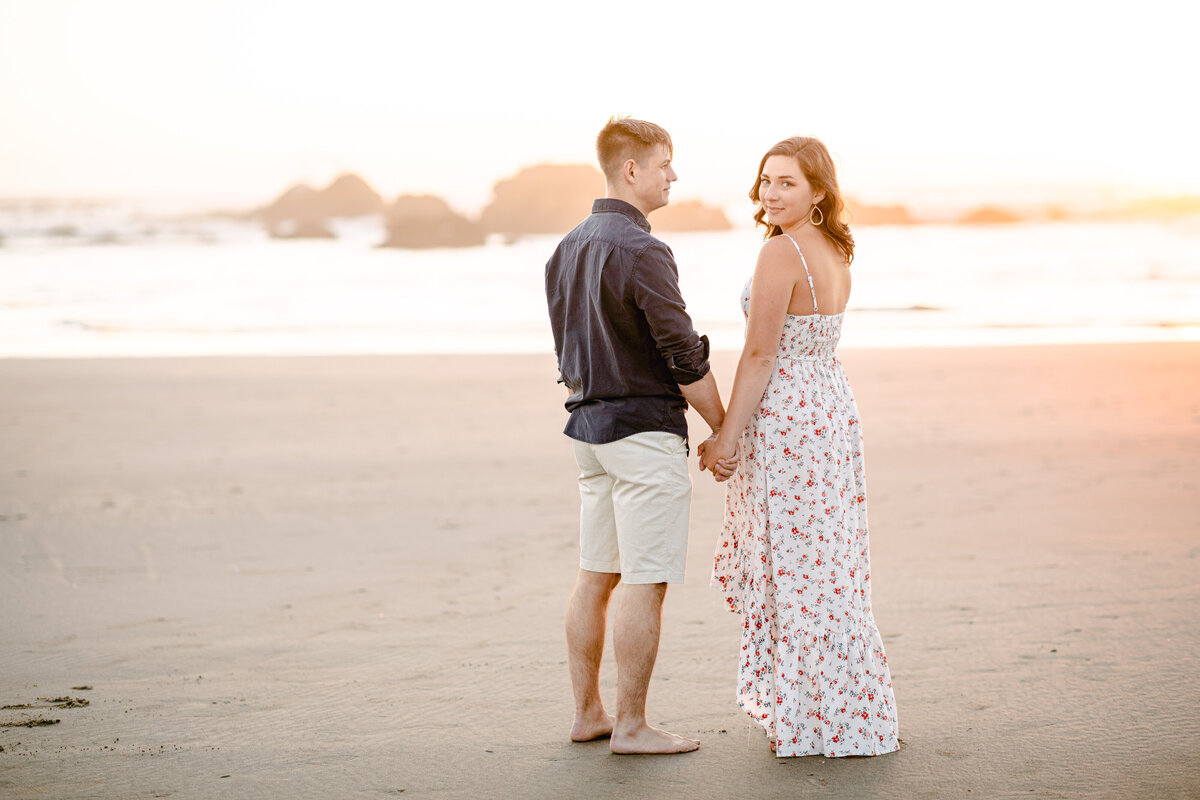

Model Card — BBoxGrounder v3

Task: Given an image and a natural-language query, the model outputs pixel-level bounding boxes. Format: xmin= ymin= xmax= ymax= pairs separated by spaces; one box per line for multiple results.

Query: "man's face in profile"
xmin=631 ymin=144 xmax=676 ymax=214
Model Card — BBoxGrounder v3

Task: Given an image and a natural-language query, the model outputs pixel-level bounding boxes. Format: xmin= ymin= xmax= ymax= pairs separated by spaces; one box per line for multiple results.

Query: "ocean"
xmin=1 ymin=210 xmax=1198 ymax=358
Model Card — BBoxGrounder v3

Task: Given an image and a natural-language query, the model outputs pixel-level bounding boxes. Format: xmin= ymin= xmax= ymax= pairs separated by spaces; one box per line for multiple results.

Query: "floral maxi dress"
xmin=712 ymin=236 xmax=899 ymax=757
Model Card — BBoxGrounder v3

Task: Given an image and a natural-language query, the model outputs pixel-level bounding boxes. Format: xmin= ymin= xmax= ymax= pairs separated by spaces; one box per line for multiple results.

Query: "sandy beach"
xmin=1 ymin=343 xmax=1198 ymax=798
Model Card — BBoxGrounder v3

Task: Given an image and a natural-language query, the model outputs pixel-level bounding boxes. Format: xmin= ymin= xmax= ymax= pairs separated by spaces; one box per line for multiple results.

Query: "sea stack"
xmin=959 ymin=205 xmax=1021 ymax=224
xmin=845 ymin=198 xmax=917 ymax=225
xmin=260 ymin=173 xmax=385 ymax=238
xmin=380 ymin=194 xmax=485 ymax=249
xmin=480 ymin=164 xmax=605 ymax=236
xmin=650 ymin=200 xmax=733 ymax=232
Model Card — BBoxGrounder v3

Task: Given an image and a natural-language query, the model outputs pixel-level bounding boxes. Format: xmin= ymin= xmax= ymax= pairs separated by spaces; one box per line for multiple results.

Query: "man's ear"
xmin=622 ymin=158 xmax=638 ymax=184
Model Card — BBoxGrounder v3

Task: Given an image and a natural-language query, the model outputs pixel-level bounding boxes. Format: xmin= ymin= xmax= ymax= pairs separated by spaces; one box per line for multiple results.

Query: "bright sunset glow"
xmin=2 ymin=0 xmax=1198 ymax=214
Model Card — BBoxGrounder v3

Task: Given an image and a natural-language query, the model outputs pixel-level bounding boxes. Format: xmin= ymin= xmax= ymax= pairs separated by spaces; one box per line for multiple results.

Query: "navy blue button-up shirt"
xmin=546 ymin=198 xmax=710 ymax=444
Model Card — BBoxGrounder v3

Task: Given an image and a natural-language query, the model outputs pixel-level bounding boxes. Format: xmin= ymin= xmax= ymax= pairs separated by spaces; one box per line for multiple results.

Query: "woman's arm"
xmin=706 ymin=238 xmax=798 ymax=468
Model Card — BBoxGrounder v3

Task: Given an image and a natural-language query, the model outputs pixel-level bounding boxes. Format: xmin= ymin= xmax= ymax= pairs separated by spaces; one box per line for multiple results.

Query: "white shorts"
xmin=572 ymin=431 xmax=691 ymax=584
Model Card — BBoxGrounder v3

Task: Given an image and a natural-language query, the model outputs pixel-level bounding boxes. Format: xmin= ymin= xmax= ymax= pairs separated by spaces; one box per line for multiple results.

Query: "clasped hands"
xmin=698 ymin=432 xmax=740 ymax=482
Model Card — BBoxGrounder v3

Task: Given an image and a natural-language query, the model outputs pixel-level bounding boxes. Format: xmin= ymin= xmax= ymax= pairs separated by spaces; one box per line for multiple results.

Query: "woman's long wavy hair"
xmin=750 ymin=136 xmax=854 ymax=265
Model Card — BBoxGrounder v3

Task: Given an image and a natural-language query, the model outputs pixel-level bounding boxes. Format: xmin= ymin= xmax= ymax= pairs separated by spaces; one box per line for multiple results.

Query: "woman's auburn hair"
xmin=750 ymin=136 xmax=854 ymax=265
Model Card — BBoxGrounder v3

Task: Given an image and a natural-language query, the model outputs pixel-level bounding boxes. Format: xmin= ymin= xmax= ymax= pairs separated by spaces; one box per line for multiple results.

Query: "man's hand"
xmin=699 ymin=434 xmax=740 ymax=482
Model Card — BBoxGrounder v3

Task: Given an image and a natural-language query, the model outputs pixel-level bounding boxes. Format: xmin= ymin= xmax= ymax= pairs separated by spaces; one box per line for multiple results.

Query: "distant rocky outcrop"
xmin=262 ymin=183 xmax=321 ymax=227
xmin=380 ymin=194 xmax=484 ymax=249
xmin=319 ymin=173 xmax=385 ymax=217
xmin=845 ymin=198 xmax=916 ymax=225
xmin=480 ymin=163 xmax=732 ymax=235
xmin=480 ymin=164 xmax=605 ymax=235
xmin=1126 ymin=195 xmax=1200 ymax=217
xmin=959 ymin=205 xmax=1021 ymax=224
xmin=651 ymin=200 xmax=732 ymax=232
xmin=260 ymin=173 xmax=384 ymax=237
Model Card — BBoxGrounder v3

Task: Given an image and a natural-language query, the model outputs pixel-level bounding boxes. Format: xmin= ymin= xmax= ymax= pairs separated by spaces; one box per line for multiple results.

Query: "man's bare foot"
xmin=610 ymin=722 xmax=700 ymax=754
xmin=571 ymin=712 xmax=615 ymax=742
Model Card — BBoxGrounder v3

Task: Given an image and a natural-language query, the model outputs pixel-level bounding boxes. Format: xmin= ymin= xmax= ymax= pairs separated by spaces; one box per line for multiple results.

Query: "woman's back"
xmin=775 ymin=232 xmax=851 ymax=317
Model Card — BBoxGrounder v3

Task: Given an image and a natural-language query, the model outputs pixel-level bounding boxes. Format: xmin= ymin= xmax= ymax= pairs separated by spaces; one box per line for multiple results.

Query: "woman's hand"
xmin=699 ymin=433 xmax=740 ymax=482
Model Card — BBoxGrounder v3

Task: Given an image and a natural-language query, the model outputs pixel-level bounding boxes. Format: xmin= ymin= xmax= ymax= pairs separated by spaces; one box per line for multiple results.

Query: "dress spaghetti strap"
xmin=780 ymin=233 xmax=819 ymax=314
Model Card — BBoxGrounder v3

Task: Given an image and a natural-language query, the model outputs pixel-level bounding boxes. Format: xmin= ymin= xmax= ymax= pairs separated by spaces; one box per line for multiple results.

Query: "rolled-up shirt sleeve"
xmin=630 ymin=242 xmax=711 ymax=385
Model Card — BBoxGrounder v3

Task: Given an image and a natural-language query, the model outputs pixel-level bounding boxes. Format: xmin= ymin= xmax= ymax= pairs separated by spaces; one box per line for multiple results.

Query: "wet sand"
xmin=1 ymin=344 xmax=1198 ymax=798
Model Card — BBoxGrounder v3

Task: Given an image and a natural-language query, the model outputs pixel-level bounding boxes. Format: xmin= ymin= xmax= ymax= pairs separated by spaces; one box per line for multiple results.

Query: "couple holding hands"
xmin=545 ymin=117 xmax=898 ymax=758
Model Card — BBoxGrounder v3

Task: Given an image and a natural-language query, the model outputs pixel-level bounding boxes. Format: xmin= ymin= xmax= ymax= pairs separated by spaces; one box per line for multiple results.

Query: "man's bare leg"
xmin=566 ymin=569 xmax=621 ymax=741
xmin=610 ymin=583 xmax=700 ymax=754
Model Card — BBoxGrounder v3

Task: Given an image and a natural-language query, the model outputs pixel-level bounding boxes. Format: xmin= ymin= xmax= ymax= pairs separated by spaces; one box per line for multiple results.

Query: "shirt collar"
xmin=591 ymin=198 xmax=651 ymax=232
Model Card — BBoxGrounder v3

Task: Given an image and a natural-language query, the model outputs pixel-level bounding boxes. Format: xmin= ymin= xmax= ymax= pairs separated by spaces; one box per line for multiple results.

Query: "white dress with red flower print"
xmin=712 ymin=234 xmax=899 ymax=758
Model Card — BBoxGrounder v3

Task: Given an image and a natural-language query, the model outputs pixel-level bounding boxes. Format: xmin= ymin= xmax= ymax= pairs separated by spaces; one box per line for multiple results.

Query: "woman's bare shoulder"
xmin=757 ymin=234 xmax=803 ymax=266
xmin=759 ymin=234 xmax=799 ymax=255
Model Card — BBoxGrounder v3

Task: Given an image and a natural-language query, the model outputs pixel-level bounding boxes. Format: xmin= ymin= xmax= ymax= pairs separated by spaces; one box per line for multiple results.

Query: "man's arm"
xmin=630 ymin=242 xmax=730 ymax=440
xmin=678 ymin=370 xmax=724 ymax=436
xmin=684 ymin=371 xmax=741 ymax=479
xmin=630 ymin=243 xmax=712 ymax=382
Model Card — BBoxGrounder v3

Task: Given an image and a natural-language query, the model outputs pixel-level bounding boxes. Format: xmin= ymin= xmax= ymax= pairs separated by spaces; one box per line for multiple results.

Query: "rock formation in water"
xmin=480 ymin=164 xmax=605 ymax=235
xmin=380 ymin=194 xmax=485 ymax=249
xmin=262 ymin=184 xmax=321 ymax=227
xmin=319 ymin=173 xmax=385 ymax=217
xmin=260 ymin=173 xmax=385 ymax=237
xmin=480 ymin=163 xmax=732 ymax=235
xmin=1126 ymin=195 xmax=1200 ymax=217
xmin=959 ymin=205 xmax=1021 ymax=224
xmin=845 ymin=198 xmax=916 ymax=225
xmin=651 ymin=200 xmax=733 ymax=232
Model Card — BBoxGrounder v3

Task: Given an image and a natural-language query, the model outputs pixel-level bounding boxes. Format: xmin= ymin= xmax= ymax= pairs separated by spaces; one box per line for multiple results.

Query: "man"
xmin=545 ymin=117 xmax=727 ymax=755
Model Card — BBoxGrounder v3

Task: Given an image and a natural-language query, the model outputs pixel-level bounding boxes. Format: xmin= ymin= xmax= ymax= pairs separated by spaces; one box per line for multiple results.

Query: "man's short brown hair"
xmin=595 ymin=117 xmax=673 ymax=182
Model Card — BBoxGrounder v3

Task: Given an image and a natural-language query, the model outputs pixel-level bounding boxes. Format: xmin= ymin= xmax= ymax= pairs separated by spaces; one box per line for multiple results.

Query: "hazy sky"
xmin=2 ymin=0 xmax=1197 ymax=213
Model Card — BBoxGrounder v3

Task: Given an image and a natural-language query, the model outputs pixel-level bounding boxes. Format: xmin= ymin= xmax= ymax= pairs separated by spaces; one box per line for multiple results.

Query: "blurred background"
xmin=2 ymin=0 xmax=1198 ymax=356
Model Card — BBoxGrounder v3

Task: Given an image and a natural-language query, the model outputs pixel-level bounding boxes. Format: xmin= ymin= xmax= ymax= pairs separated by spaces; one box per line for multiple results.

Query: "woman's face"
xmin=759 ymin=155 xmax=823 ymax=228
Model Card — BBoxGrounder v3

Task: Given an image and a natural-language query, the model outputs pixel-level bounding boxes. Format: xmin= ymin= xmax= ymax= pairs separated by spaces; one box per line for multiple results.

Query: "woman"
xmin=703 ymin=137 xmax=899 ymax=757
